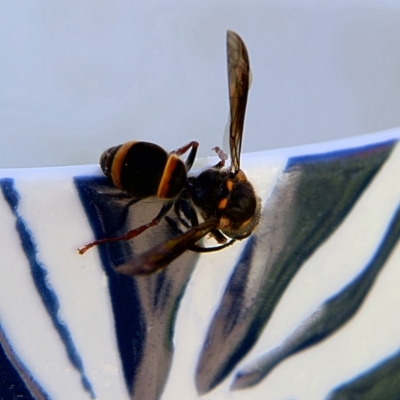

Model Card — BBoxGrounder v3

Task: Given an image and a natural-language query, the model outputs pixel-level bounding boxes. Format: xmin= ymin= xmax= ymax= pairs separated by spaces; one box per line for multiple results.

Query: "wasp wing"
xmin=227 ymin=30 xmax=251 ymax=173
xmin=116 ymin=218 xmax=219 ymax=276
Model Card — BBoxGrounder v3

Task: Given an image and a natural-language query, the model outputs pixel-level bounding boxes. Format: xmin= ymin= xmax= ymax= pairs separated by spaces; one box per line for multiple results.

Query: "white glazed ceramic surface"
xmin=2 ymin=2 xmax=400 ymax=399
xmin=0 ymin=128 xmax=399 ymax=400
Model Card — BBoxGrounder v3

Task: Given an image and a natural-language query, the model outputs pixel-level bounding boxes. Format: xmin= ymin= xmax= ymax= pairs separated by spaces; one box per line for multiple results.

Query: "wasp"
xmin=78 ymin=31 xmax=261 ymax=275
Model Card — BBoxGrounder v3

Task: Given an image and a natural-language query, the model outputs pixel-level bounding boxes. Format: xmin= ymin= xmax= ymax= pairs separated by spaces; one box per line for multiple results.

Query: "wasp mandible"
xmin=79 ymin=31 xmax=261 ymax=275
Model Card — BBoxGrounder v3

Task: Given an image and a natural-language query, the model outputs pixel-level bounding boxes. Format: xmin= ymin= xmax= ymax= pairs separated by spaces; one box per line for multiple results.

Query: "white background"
xmin=1 ymin=0 xmax=400 ymax=167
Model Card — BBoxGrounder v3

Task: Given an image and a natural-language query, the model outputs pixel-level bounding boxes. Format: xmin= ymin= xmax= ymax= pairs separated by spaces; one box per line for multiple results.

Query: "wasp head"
xmin=190 ymin=168 xmax=261 ymax=240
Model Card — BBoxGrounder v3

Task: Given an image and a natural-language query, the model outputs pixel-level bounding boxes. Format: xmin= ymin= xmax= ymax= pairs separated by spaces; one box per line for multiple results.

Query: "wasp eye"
xmin=224 ymin=181 xmax=257 ymax=224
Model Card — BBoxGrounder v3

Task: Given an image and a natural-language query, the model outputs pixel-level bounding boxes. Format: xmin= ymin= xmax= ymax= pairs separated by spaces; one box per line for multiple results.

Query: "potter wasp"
xmin=79 ymin=31 xmax=261 ymax=275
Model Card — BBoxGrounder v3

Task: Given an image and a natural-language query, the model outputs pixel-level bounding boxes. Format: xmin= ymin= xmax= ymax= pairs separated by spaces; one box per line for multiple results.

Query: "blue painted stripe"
xmin=0 ymin=319 xmax=51 ymax=399
xmin=0 ymin=178 xmax=96 ymax=399
xmin=328 ymin=348 xmax=400 ymax=399
xmin=74 ymin=176 xmax=145 ymax=394
xmin=286 ymin=139 xmax=397 ymax=169
xmin=232 ymin=203 xmax=400 ymax=389
xmin=195 ymin=138 xmax=397 ymax=394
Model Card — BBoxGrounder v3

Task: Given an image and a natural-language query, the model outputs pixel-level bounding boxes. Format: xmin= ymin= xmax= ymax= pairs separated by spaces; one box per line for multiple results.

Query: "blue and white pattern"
xmin=0 ymin=130 xmax=399 ymax=399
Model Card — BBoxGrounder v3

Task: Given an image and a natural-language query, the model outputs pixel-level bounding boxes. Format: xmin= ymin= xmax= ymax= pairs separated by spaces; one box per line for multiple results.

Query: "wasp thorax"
xmin=190 ymin=169 xmax=229 ymax=216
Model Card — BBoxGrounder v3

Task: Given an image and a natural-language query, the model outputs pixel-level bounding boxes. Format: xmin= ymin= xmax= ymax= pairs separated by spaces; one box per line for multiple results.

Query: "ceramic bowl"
xmin=0 ymin=128 xmax=399 ymax=400
xmin=2 ymin=1 xmax=400 ymax=399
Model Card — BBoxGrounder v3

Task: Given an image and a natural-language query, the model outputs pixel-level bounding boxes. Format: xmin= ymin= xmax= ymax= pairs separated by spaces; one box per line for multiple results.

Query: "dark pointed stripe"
xmin=75 ymin=176 xmax=199 ymax=399
xmin=0 ymin=320 xmax=50 ymax=399
xmin=327 ymin=348 xmax=400 ymax=400
xmin=195 ymin=139 xmax=397 ymax=394
xmin=0 ymin=178 xmax=96 ymax=399
xmin=75 ymin=176 xmax=144 ymax=394
xmin=286 ymin=139 xmax=397 ymax=169
xmin=232 ymin=203 xmax=400 ymax=389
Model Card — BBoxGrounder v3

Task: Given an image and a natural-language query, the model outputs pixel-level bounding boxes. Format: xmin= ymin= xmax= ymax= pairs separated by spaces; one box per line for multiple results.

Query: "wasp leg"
xmin=170 ymin=141 xmax=199 ymax=170
xmin=173 ymin=198 xmax=192 ymax=229
xmin=189 ymin=226 xmax=235 ymax=252
xmin=190 ymin=239 xmax=236 ymax=253
xmin=189 ymin=204 xmax=199 ymax=226
xmin=210 ymin=228 xmax=228 ymax=244
xmin=115 ymin=198 xmax=141 ymax=229
xmin=78 ymin=200 xmax=174 ymax=255
xmin=211 ymin=146 xmax=228 ymax=169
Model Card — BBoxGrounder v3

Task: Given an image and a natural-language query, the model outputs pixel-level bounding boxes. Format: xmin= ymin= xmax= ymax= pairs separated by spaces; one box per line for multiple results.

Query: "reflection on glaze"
xmin=75 ymin=177 xmax=199 ymax=399
xmin=195 ymin=140 xmax=396 ymax=394
xmin=233 ymin=204 xmax=400 ymax=390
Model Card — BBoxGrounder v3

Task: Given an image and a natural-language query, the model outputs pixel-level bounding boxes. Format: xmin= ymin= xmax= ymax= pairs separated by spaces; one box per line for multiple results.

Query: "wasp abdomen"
xmin=100 ymin=141 xmax=187 ymax=199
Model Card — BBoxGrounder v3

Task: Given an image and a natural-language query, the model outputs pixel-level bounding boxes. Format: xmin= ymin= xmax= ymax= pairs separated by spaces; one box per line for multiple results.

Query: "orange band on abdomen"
xmin=157 ymin=155 xmax=179 ymax=199
xmin=111 ymin=141 xmax=137 ymax=189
